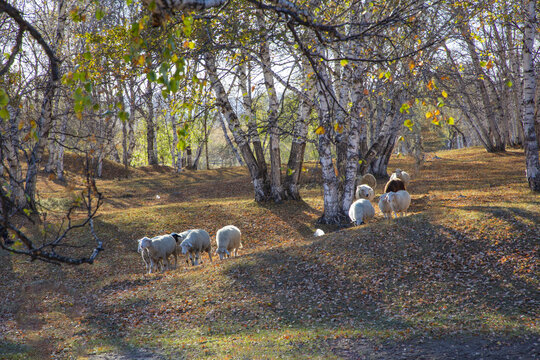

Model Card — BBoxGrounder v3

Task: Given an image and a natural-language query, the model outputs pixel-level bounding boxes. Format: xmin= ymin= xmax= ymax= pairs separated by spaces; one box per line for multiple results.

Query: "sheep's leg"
xmin=162 ymin=256 xmax=169 ymax=272
xmin=208 ymin=249 xmax=213 ymax=262
xmin=233 ymin=248 xmax=238 ymax=257
xmin=194 ymin=251 xmax=200 ymax=266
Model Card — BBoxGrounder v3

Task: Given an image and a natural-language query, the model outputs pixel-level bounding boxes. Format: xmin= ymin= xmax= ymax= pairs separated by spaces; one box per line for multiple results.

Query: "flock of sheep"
xmin=350 ymin=168 xmax=412 ymax=226
xmin=316 ymin=168 xmax=412 ymax=236
xmin=136 ymin=168 xmax=411 ymax=273
xmin=137 ymin=225 xmax=242 ymax=274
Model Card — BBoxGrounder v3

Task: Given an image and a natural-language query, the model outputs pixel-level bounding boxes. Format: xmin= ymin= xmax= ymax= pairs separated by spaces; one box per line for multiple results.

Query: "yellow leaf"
xmin=441 ymin=90 xmax=448 ymax=98
xmin=334 ymin=123 xmax=343 ymax=133
xmin=315 ymin=126 xmax=325 ymax=135
xmin=425 ymin=111 xmax=433 ymax=119
xmin=447 ymin=117 xmax=455 ymax=125
xmin=409 ymin=61 xmax=415 ymax=70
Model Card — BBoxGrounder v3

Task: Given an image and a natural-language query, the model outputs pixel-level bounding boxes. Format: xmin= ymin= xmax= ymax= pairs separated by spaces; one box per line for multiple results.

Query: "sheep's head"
xmin=387 ymin=192 xmax=398 ymax=208
xmin=139 ymin=237 xmax=152 ymax=250
xmin=356 ymin=185 xmax=373 ymax=200
xmin=180 ymin=244 xmax=191 ymax=255
xmin=216 ymin=248 xmax=230 ymax=260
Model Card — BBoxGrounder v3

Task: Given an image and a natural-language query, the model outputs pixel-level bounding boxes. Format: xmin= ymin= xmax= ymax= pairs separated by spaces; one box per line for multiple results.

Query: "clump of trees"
xmin=1 ymin=0 xmax=539 ymax=263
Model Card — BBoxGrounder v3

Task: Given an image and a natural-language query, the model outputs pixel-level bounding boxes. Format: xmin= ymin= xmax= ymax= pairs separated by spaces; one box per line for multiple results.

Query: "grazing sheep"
xmin=139 ymin=234 xmax=178 ymax=273
xmin=390 ymin=168 xmax=411 ymax=187
xmin=358 ymin=173 xmax=377 ymax=189
xmin=313 ymin=229 xmax=325 ymax=237
xmin=378 ymin=193 xmax=393 ymax=219
xmin=215 ymin=225 xmax=242 ymax=260
xmin=355 ymin=184 xmax=375 ymax=201
xmin=137 ymin=238 xmax=159 ymax=273
xmin=387 ymin=190 xmax=411 ymax=218
xmin=348 ymin=199 xmax=375 ymax=226
xmin=384 ymin=178 xmax=406 ymax=193
xmin=174 ymin=229 xmax=213 ymax=266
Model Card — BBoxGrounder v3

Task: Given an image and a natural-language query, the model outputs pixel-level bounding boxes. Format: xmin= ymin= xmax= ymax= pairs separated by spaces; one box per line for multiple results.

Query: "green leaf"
xmin=177 ymin=138 xmax=186 ymax=151
xmin=340 ymin=59 xmax=349 ymax=67
xmin=506 ymin=80 xmax=513 ymax=88
xmin=95 ymin=7 xmax=105 ymax=20
xmin=118 ymin=111 xmax=128 ymax=122
xmin=479 ymin=60 xmax=487 ymax=67
xmin=147 ymin=71 xmax=156 ymax=82
xmin=0 ymin=88 xmax=9 ymax=107
xmin=0 ymin=108 xmax=10 ymax=120
xmin=287 ymin=168 xmax=294 ymax=176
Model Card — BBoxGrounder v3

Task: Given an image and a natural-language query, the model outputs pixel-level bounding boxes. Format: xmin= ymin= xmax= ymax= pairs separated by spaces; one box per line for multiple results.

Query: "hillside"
xmin=1 ymin=147 xmax=539 ymax=359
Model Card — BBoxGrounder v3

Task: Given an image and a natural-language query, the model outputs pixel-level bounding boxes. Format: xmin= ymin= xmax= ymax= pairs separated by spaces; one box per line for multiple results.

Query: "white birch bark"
xmin=521 ymin=0 xmax=540 ymax=191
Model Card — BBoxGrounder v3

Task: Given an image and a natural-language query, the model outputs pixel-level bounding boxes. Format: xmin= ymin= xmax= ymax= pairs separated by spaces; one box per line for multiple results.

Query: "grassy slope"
xmin=0 ymin=147 xmax=539 ymax=359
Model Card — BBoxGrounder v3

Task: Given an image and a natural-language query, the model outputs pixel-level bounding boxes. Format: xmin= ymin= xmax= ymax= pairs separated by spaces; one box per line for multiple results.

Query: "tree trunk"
xmin=238 ymin=56 xmax=268 ymax=189
xmin=205 ymin=51 xmax=268 ymax=201
xmin=191 ymin=143 xmax=203 ymax=170
xmin=258 ymin=12 xmax=284 ymax=202
xmin=218 ymin=113 xmax=243 ymax=166
xmin=521 ymin=0 xmax=540 ymax=191
xmin=3 ymin=106 xmax=25 ymax=209
xmin=459 ymin=21 xmax=505 ymax=152
xmin=145 ymin=80 xmax=158 ymax=165
xmin=24 ymin=0 xmax=65 ymax=209
xmin=284 ymin=89 xmax=311 ymax=200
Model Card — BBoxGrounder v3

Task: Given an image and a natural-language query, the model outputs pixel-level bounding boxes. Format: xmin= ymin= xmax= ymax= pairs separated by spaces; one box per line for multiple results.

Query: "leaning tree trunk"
xmin=218 ymin=113 xmax=243 ymax=166
xmin=205 ymin=50 xmax=269 ymax=201
xmin=459 ymin=22 xmax=505 ymax=152
xmin=24 ymin=0 xmax=65 ymax=209
xmin=521 ymin=0 xmax=540 ymax=191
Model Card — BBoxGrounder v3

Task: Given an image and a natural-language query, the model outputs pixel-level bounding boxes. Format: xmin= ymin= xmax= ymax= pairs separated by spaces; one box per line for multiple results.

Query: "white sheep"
xmin=358 ymin=173 xmax=377 ymax=189
xmin=215 ymin=225 xmax=242 ymax=260
xmin=137 ymin=238 xmax=157 ymax=273
xmin=173 ymin=229 xmax=213 ymax=266
xmin=355 ymin=184 xmax=375 ymax=201
xmin=390 ymin=168 xmax=411 ymax=187
xmin=313 ymin=229 xmax=325 ymax=237
xmin=139 ymin=234 xmax=178 ymax=273
xmin=378 ymin=193 xmax=393 ymax=219
xmin=386 ymin=190 xmax=411 ymax=218
xmin=348 ymin=199 xmax=375 ymax=226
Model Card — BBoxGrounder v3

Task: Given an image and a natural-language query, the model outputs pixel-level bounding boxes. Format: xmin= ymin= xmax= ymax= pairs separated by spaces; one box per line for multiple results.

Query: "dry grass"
xmin=0 ymin=147 xmax=538 ymax=359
